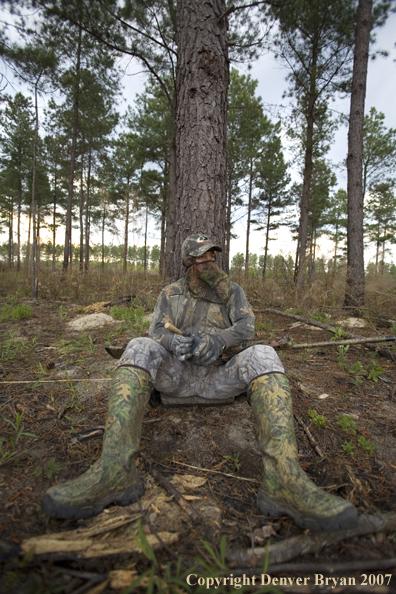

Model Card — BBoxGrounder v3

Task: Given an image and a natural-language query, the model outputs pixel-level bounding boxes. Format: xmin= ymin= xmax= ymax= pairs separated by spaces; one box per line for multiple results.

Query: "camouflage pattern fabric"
xmin=149 ymin=277 xmax=256 ymax=353
xmin=41 ymin=367 xmax=152 ymax=519
xmin=118 ymin=337 xmax=284 ymax=400
xmin=248 ymin=374 xmax=358 ymax=531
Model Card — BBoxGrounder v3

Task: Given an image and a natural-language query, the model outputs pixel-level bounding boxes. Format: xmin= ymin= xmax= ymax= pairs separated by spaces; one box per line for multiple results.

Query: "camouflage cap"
xmin=181 ymin=234 xmax=222 ymax=265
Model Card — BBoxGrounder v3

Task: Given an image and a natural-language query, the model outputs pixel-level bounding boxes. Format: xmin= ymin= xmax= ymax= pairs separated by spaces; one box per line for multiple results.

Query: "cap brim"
xmin=190 ymin=243 xmax=222 ymax=256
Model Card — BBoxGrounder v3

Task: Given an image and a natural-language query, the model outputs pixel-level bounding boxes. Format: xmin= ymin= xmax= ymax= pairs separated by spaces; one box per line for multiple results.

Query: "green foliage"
xmin=111 ymin=305 xmax=150 ymax=333
xmin=357 ymin=436 xmax=376 ymax=454
xmin=337 ymin=344 xmax=349 ymax=368
xmin=337 ymin=415 xmax=357 ymax=434
xmin=367 ymin=361 xmax=385 ymax=383
xmin=308 ymin=409 xmax=325 ymax=427
xmin=331 ymin=327 xmax=348 ymax=340
xmin=312 ymin=311 xmax=332 ymax=323
xmin=348 ymin=361 xmax=366 ymax=385
xmin=223 ymin=453 xmax=240 ymax=471
xmin=341 ymin=441 xmax=354 ymax=456
xmin=0 ymin=412 xmax=37 ymax=467
xmin=54 ymin=333 xmax=94 ymax=355
xmin=33 ymin=457 xmax=62 ymax=479
xmin=0 ymin=332 xmax=36 ymax=361
xmin=1 ymin=303 xmax=32 ymax=322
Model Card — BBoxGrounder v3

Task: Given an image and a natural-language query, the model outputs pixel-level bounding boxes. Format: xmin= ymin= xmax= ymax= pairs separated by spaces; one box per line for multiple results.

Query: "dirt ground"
xmin=1 ymin=287 xmax=396 ymax=593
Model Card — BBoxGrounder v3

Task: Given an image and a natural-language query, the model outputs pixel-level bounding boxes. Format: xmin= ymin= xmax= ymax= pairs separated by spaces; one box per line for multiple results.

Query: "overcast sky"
xmin=2 ymin=9 xmax=396 ymax=265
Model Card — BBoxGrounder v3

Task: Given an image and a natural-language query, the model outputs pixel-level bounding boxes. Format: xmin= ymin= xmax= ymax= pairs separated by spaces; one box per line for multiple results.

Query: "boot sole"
xmin=41 ymin=483 xmax=144 ymax=520
xmin=257 ymin=491 xmax=358 ymax=532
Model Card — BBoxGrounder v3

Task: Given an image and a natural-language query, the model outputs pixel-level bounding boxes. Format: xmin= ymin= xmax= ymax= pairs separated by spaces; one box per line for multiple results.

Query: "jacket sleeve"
xmin=218 ymin=283 xmax=256 ymax=349
xmin=148 ymin=289 xmax=175 ymax=350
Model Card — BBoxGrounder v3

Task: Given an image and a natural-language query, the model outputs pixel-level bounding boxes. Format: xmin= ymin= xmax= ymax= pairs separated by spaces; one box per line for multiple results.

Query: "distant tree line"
xmin=1 ymin=0 xmax=396 ymax=306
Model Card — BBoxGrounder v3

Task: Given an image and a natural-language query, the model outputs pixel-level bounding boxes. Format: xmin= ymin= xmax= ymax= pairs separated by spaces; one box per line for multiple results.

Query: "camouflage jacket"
xmin=148 ymin=277 xmax=255 ymax=355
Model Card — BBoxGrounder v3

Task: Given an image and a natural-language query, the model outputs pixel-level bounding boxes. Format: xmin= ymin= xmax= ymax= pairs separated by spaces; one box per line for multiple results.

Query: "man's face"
xmin=194 ymin=250 xmax=216 ymax=272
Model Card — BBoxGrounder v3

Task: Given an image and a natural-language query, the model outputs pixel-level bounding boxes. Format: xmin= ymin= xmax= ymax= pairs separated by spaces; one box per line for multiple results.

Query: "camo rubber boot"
xmin=248 ymin=374 xmax=358 ymax=532
xmin=41 ymin=366 xmax=152 ymax=520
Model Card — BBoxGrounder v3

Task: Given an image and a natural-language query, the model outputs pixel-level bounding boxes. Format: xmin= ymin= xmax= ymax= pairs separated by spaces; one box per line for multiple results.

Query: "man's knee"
xmin=242 ymin=345 xmax=284 ymax=369
xmin=118 ymin=337 xmax=167 ymax=376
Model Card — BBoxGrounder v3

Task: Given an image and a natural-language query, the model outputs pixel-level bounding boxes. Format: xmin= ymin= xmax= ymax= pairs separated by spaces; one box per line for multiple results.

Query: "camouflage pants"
xmin=117 ymin=337 xmax=284 ymax=400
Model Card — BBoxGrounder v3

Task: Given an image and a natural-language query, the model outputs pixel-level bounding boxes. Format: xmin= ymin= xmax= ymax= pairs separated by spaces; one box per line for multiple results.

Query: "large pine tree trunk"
xmin=344 ymin=0 xmax=372 ymax=308
xmin=165 ymin=103 xmax=177 ymax=279
xmin=171 ymin=0 xmax=228 ymax=281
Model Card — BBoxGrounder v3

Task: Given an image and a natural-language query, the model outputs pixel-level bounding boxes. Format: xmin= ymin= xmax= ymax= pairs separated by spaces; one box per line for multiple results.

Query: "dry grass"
xmin=1 ymin=262 xmax=396 ymax=320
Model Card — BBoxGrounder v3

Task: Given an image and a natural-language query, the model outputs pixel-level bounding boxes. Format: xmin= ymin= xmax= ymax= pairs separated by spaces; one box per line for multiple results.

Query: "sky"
xmin=116 ymin=11 xmax=396 ymax=265
xmin=2 ymin=8 xmax=396 ymax=266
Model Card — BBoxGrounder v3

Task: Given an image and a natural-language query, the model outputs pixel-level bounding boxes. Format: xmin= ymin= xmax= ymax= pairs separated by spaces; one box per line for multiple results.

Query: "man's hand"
xmin=169 ymin=333 xmax=195 ymax=361
xmin=192 ymin=334 xmax=226 ymax=366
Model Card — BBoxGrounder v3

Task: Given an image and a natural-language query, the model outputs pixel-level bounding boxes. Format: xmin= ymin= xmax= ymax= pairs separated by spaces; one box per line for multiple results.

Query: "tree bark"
xmin=244 ymin=159 xmax=253 ymax=282
xmin=344 ymin=0 xmax=372 ymax=308
xmin=171 ymin=0 xmax=229 ymax=281
xmin=123 ymin=185 xmax=130 ymax=274
xmin=84 ymin=148 xmax=92 ymax=272
xmin=295 ymin=82 xmax=316 ymax=290
xmin=63 ymin=26 xmax=82 ymax=272
xmin=30 ymin=76 xmax=41 ymax=300
xmin=17 ymin=172 xmax=22 ymax=271
xmin=8 ymin=202 xmax=13 ymax=268
xmin=165 ymin=101 xmax=177 ymax=279
xmin=79 ymin=145 xmax=84 ymax=271
xmin=262 ymin=198 xmax=272 ymax=280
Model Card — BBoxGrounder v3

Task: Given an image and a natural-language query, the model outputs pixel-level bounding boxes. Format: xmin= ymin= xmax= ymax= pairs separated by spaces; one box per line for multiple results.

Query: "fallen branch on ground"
xmin=227 ymin=512 xmax=396 ymax=568
xmin=254 ymin=308 xmax=396 ymax=362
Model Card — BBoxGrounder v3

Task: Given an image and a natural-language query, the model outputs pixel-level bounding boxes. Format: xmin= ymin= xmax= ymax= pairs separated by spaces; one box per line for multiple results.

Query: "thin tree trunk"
xmin=17 ymin=177 xmax=22 ymax=271
xmin=30 ymin=76 xmax=41 ymax=300
xmin=296 ymin=93 xmax=316 ymax=290
xmin=171 ymin=0 xmax=228 ymax=281
xmin=295 ymin=37 xmax=318 ymax=290
xmin=123 ymin=186 xmax=130 ymax=274
xmin=84 ymin=148 xmax=92 ymax=272
xmin=79 ymin=144 xmax=84 ymax=270
xmin=63 ymin=26 xmax=82 ymax=272
xmin=26 ymin=206 xmax=31 ymax=270
xmin=244 ymin=159 xmax=253 ymax=283
xmin=159 ymin=177 xmax=167 ymax=278
xmin=144 ymin=204 xmax=148 ymax=276
xmin=344 ymin=0 xmax=372 ymax=308
xmin=262 ymin=201 xmax=272 ymax=280
xmin=225 ymin=160 xmax=232 ymax=275
xmin=8 ymin=202 xmax=13 ymax=268
xmin=52 ymin=167 xmax=58 ymax=271
xmin=101 ymin=207 xmax=105 ymax=273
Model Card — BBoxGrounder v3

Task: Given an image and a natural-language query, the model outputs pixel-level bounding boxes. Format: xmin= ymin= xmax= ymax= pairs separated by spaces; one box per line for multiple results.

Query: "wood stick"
xmin=140 ymin=454 xmax=201 ymax=524
xmin=288 ymin=336 xmax=395 ymax=349
xmin=164 ymin=322 xmax=183 ymax=335
xmin=170 ymin=459 xmax=260 ymax=483
xmin=293 ymin=412 xmax=325 ymax=458
xmin=227 ymin=512 xmax=396 ymax=568
xmin=254 ymin=308 xmax=396 ymax=361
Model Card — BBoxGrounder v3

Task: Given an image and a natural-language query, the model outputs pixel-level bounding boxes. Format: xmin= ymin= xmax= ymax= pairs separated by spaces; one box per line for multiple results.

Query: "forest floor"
xmin=1 ymin=274 xmax=396 ymax=593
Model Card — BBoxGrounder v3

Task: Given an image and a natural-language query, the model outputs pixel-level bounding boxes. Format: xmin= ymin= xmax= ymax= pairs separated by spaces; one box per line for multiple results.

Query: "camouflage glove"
xmin=169 ymin=333 xmax=195 ymax=361
xmin=192 ymin=334 xmax=227 ymax=366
